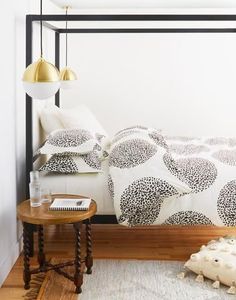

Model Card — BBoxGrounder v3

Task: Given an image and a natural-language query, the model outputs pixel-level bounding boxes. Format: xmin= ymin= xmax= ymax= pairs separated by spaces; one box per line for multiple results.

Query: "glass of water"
xmin=40 ymin=188 xmax=52 ymax=203
xmin=29 ymin=171 xmax=41 ymax=207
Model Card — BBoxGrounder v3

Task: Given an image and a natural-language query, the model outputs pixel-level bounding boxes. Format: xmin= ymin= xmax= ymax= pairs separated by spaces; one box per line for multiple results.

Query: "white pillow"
xmin=40 ymin=104 xmax=110 ymax=149
xmin=58 ymin=105 xmax=108 ymax=137
xmin=40 ymin=104 xmax=64 ymax=135
xmin=58 ymin=105 xmax=110 ymax=150
xmin=59 ymin=105 xmax=107 ymax=135
xmin=183 ymin=236 xmax=236 ymax=293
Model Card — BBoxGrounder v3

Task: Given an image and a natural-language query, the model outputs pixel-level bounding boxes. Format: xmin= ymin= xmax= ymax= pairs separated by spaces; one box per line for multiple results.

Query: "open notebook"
xmin=49 ymin=198 xmax=91 ymax=211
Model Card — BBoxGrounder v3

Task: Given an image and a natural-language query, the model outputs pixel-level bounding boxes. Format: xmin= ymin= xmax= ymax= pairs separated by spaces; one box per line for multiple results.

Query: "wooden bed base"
xmin=92 ymin=215 xmax=117 ymax=224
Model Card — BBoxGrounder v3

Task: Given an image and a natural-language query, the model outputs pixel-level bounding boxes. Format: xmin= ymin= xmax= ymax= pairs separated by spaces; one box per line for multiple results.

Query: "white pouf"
xmin=180 ymin=236 xmax=236 ymax=295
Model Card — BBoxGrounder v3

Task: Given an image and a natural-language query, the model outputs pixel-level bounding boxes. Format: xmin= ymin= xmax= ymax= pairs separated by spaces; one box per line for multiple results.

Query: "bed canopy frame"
xmin=26 ymin=13 xmax=236 ymax=224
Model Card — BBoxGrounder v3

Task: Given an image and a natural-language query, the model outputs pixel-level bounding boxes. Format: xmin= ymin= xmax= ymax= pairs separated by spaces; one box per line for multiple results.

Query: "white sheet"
xmin=39 ymin=159 xmax=114 ymax=215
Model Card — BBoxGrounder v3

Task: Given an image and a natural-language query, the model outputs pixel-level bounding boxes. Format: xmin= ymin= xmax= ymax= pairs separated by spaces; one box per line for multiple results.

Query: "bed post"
xmin=25 ymin=15 xmax=33 ymax=199
xmin=25 ymin=15 xmax=36 ymax=256
xmin=55 ymin=31 xmax=60 ymax=107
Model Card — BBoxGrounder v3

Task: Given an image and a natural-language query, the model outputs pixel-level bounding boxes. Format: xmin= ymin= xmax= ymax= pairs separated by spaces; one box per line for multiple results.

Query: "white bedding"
xmin=38 ymin=123 xmax=236 ymax=227
xmin=109 ymin=128 xmax=236 ymax=227
xmin=39 ymin=159 xmax=114 ymax=215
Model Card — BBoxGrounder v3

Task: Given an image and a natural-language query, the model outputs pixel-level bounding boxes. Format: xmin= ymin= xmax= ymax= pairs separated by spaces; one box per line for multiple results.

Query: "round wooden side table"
xmin=17 ymin=194 xmax=97 ymax=294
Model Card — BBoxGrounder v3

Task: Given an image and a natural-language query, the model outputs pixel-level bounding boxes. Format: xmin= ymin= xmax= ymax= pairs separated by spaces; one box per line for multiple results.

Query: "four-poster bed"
xmin=25 ymin=13 xmax=236 ymax=225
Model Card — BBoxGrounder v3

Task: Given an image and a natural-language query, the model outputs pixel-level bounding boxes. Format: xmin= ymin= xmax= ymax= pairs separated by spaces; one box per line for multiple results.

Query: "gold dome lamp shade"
xmin=22 ymin=0 xmax=60 ymax=100
xmin=60 ymin=67 xmax=77 ymax=89
xmin=60 ymin=6 xmax=78 ymax=90
xmin=23 ymin=58 xmax=60 ymax=99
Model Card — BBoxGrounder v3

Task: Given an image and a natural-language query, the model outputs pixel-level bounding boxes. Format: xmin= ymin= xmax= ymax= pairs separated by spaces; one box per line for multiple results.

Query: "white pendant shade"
xmin=23 ymin=81 xmax=61 ymax=99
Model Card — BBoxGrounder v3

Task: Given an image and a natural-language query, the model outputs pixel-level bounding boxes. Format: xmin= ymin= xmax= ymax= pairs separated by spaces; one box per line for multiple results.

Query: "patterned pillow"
xmin=39 ymin=128 xmax=99 ymax=155
xmin=180 ymin=236 xmax=236 ymax=295
xmin=39 ymin=150 xmax=102 ymax=174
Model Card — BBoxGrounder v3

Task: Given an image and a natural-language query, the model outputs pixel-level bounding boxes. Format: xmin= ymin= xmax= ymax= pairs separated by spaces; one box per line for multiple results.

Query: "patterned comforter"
xmin=108 ymin=126 xmax=236 ymax=227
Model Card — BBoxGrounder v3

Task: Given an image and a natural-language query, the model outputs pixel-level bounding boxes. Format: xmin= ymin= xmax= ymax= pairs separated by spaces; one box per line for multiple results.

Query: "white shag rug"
xmin=80 ymin=260 xmax=234 ymax=300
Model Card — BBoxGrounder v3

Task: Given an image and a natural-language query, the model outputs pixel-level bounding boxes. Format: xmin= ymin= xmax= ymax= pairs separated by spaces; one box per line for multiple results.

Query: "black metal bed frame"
xmin=26 ymin=14 xmax=236 ymax=224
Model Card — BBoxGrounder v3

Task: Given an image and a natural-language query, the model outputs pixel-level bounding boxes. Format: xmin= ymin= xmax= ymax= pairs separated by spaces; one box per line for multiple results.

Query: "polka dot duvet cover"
xmin=108 ymin=127 xmax=236 ymax=227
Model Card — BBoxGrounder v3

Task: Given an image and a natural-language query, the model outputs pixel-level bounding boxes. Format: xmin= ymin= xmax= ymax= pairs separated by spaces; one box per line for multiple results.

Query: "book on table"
xmin=49 ymin=198 xmax=91 ymax=211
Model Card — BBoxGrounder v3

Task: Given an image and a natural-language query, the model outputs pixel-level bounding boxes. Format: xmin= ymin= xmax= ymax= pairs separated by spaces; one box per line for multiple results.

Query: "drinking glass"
xmin=29 ymin=171 xmax=41 ymax=207
xmin=40 ymin=188 xmax=52 ymax=203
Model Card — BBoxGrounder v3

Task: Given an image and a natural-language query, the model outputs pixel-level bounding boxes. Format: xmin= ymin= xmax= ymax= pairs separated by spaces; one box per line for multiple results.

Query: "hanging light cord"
xmin=40 ymin=0 xmax=43 ymax=58
xmin=65 ymin=7 xmax=68 ymax=67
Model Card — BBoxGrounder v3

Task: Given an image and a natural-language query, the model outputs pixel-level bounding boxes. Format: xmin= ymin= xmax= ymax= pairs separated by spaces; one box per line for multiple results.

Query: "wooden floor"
xmin=1 ymin=224 xmax=236 ymax=299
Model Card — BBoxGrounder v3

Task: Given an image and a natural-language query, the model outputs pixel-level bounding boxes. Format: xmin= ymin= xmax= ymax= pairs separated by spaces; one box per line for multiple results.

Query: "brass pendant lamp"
xmin=22 ymin=0 xmax=60 ymax=99
xmin=60 ymin=6 xmax=77 ymax=89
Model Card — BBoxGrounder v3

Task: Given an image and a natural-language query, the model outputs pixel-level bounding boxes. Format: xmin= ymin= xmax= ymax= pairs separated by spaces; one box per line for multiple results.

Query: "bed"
xmin=33 ymin=105 xmax=236 ymax=227
xmin=26 ymin=13 xmax=236 ymax=226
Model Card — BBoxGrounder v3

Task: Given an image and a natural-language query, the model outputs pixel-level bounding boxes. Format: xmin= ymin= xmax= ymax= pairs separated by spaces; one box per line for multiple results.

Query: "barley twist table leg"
xmin=73 ymin=222 xmax=83 ymax=294
xmin=28 ymin=224 xmax=36 ymax=257
xmin=37 ymin=225 xmax=45 ymax=269
xmin=85 ymin=219 xmax=93 ymax=274
xmin=23 ymin=222 xmax=31 ymax=289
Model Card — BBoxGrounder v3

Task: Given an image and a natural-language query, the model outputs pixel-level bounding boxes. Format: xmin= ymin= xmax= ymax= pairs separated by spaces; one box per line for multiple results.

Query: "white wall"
xmin=0 ymin=0 xmax=56 ymax=287
xmin=60 ymin=24 xmax=236 ymax=137
xmin=0 ymin=1 xmax=30 ymax=286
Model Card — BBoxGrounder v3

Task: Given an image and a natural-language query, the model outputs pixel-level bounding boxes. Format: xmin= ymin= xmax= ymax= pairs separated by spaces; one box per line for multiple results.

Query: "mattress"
xmin=39 ymin=159 xmax=115 ymax=215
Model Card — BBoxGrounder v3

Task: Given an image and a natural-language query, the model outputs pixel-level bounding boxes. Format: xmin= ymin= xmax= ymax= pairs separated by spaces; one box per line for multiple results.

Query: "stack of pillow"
xmin=38 ymin=104 xmax=109 ymax=174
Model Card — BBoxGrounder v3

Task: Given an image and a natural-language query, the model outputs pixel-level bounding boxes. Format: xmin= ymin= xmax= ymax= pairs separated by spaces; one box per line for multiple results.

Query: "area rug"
xmin=36 ymin=259 xmax=233 ymax=300
xmin=80 ymin=260 xmax=232 ymax=300
xmin=23 ymin=273 xmax=46 ymax=300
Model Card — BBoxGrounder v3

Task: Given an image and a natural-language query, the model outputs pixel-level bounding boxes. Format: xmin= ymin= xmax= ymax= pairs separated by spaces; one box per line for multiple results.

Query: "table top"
xmin=17 ymin=194 xmax=97 ymax=225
